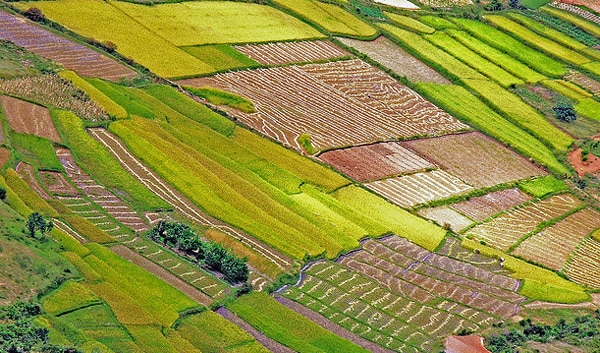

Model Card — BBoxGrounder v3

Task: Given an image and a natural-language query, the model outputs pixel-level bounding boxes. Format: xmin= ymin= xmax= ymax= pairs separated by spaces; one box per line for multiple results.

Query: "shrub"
xmin=553 ymin=101 xmax=577 ymax=122
xmin=23 ymin=7 xmax=45 ymax=22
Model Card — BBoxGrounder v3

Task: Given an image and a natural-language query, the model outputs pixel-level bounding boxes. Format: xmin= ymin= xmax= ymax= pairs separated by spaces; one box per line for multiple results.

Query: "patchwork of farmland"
xmin=464 ymin=194 xmax=583 ymax=250
xmin=234 ymin=40 xmax=349 ymax=65
xmin=564 ymin=237 xmax=600 ymax=288
xmin=318 ymin=142 xmax=436 ymax=182
xmin=0 ymin=95 xmax=61 ymax=142
xmin=181 ymin=59 xmax=469 ymax=152
xmin=0 ymin=10 xmax=136 ymax=81
xmin=450 ymin=188 xmax=533 ymax=222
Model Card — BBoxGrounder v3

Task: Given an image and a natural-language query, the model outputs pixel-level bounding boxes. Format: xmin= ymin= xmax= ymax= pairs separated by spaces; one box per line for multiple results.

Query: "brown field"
xmin=234 ymin=40 xmax=349 ymax=65
xmin=0 ymin=10 xmax=137 ymax=81
xmin=418 ymin=206 xmax=473 ymax=232
xmin=566 ymin=70 xmax=600 ymax=95
xmin=403 ymin=132 xmax=546 ymax=188
xmin=55 ymin=147 xmax=149 ymax=233
xmin=464 ymin=194 xmax=582 ymax=250
xmin=15 ymin=162 xmax=50 ymax=199
xmin=39 ymin=171 xmax=80 ymax=196
xmin=568 ymin=148 xmax=600 ymax=177
xmin=318 ymin=142 xmax=436 ymax=182
xmin=365 ymin=170 xmax=473 ymax=208
xmin=337 ymin=36 xmax=450 ymax=84
xmin=89 ymin=128 xmax=293 ymax=272
xmin=555 ymin=0 xmax=600 ymax=17
xmin=437 ymin=237 xmax=509 ymax=274
xmin=564 ymin=237 xmax=600 ymax=289
xmin=451 ymin=188 xmax=533 ymax=222
xmin=180 ymin=59 xmax=469 ymax=152
xmin=0 ymin=148 xmax=10 ymax=167
xmin=512 ymin=208 xmax=600 ymax=270
xmin=1 ymin=95 xmax=61 ymax=142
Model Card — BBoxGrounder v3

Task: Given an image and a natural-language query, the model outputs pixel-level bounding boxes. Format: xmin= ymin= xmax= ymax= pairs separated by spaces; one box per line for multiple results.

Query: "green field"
xmin=10 ymin=133 xmax=63 ymax=171
xmin=275 ymin=0 xmax=377 ymax=37
xmin=425 ymin=32 xmax=523 ymax=87
xmin=228 ymin=292 xmax=371 ymax=353
xmin=386 ymin=13 xmax=435 ymax=34
xmin=4 ymin=168 xmax=58 ymax=217
xmin=519 ymin=176 xmax=570 ymax=197
xmin=447 ymin=29 xmax=546 ymax=83
xmin=452 ymin=18 xmax=566 ymax=77
xmin=181 ymin=45 xmax=259 ymax=72
xmin=42 ymin=280 xmax=101 ymax=315
xmin=60 ymin=71 xmax=127 ymax=119
xmin=520 ymin=0 xmax=550 ymax=9
xmin=507 ymin=13 xmax=589 ymax=52
xmin=542 ymin=6 xmax=600 ymax=38
xmin=416 ymin=83 xmax=568 ymax=174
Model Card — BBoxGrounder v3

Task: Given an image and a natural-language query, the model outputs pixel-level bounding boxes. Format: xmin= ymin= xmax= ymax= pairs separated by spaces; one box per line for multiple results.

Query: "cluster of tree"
xmin=26 ymin=212 xmax=54 ymax=238
xmin=486 ymin=310 xmax=600 ymax=352
xmin=553 ymin=101 xmax=577 ymax=122
xmin=146 ymin=221 xmax=249 ymax=284
xmin=0 ymin=301 xmax=81 ymax=353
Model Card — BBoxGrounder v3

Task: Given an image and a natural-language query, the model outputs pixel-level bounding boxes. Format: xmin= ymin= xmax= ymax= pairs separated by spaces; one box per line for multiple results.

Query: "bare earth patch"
xmin=568 ymin=148 xmax=600 ymax=177
xmin=451 ymin=188 xmax=532 ymax=222
xmin=0 ymin=147 xmax=10 ymax=167
xmin=1 ymin=95 xmax=61 ymax=142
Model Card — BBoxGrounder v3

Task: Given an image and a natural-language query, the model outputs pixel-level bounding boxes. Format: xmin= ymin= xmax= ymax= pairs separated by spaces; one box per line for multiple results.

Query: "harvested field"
xmin=566 ymin=70 xmax=600 ymax=95
xmin=554 ymin=1 xmax=600 ymax=19
xmin=0 ymin=75 xmax=108 ymax=122
xmin=0 ymin=10 xmax=136 ymax=81
xmin=437 ymin=237 xmax=509 ymax=274
xmin=564 ymin=237 xmax=600 ymax=288
xmin=39 ymin=171 xmax=79 ymax=196
xmin=0 ymin=95 xmax=60 ymax=142
xmin=568 ymin=148 xmax=600 ymax=177
xmin=403 ymin=132 xmax=546 ymax=188
xmin=110 ymin=244 xmax=211 ymax=305
xmin=234 ymin=40 xmax=349 ymax=65
xmin=365 ymin=170 xmax=473 ymax=208
xmin=0 ymin=147 xmax=10 ymax=167
xmin=318 ymin=142 xmax=436 ymax=182
xmin=451 ymin=188 xmax=533 ymax=222
xmin=180 ymin=59 xmax=469 ymax=152
xmin=464 ymin=194 xmax=582 ymax=250
xmin=89 ymin=128 xmax=293 ymax=271
xmin=15 ymin=162 xmax=50 ymax=200
xmin=55 ymin=147 xmax=149 ymax=234
xmin=512 ymin=208 xmax=600 ymax=270
xmin=336 ymin=36 xmax=450 ymax=84
xmin=418 ymin=206 xmax=473 ymax=232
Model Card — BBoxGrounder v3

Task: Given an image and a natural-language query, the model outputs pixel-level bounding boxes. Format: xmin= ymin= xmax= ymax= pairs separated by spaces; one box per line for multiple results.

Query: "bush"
xmin=0 ymin=187 xmax=6 ymax=201
xmin=553 ymin=101 xmax=577 ymax=122
xmin=23 ymin=7 xmax=45 ymax=22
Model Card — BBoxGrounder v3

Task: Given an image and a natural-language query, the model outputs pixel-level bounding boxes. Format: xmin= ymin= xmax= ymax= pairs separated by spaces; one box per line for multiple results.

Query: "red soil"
xmin=0 ymin=148 xmax=10 ymax=168
xmin=568 ymin=148 xmax=600 ymax=177
xmin=444 ymin=335 xmax=491 ymax=353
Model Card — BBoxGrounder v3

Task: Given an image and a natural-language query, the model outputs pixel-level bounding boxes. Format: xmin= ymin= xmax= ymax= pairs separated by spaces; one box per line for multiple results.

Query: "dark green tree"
xmin=0 ymin=187 xmax=6 ymax=201
xmin=485 ymin=0 xmax=504 ymax=11
xmin=26 ymin=212 xmax=53 ymax=238
xmin=553 ymin=101 xmax=577 ymax=122
xmin=509 ymin=0 xmax=520 ymax=8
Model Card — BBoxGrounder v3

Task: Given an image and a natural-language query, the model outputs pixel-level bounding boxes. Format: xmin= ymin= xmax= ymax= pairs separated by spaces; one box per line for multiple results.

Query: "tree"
xmin=509 ymin=0 xmax=520 ymax=8
xmin=23 ymin=7 xmax=45 ymax=22
xmin=0 ymin=187 xmax=6 ymax=201
xmin=485 ymin=0 xmax=504 ymax=11
xmin=553 ymin=101 xmax=577 ymax=122
xmin=26 ymin=212 xmax=52 ymax=238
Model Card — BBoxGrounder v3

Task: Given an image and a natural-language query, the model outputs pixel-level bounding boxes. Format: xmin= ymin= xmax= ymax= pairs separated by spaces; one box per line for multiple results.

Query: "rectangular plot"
xmin=319 ymin=142 xmax=436 ymax=182
xmin=451 ymin=188 xmax=533 ymax=222
xmin=418 ymin=206 xmax=473 ymax=232
xmin=512 ymin=208 xmax=600 ymax=270
xmin=365 ymin=170 xmax=473 ymax=208
xmin=1 ymin=95 xmax=61 ymax=142
xmin=564 ymin=237 xmax=600 ymax=289
xmin=234 ymin=40 xmax=349 ymax=65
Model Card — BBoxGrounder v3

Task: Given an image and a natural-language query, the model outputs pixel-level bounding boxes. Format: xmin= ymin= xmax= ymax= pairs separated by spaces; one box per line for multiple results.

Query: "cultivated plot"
xmin=365 ymin=170 xmax=473 ymax=208
xmin=181 ymin=59 xmax=469 ymax=152
xmin=464 ymin=194 xmax=582 ymax=250
xmin=417 ymin=206 xmax=473 ymax=232
xmin=0 ymin=95 xmax=61 ymax=142
xmin=564 ymin=237 xmax=600 ymax=289
xmin=234 ymin=40 xmax=349 ymax=65
xmin=337 ymin=36 xmax=450 ymax=84
xmin=450 ymin=188 xmax=533 ymax=222
xmin=318 ymin=142 xmax=436 ymax=182
xmin=403 ymin=132 xmax=546 ymax=188
xmin=512 ymin=208 xmax=600 ymax=270
xmin=0 ymin=10 xmax=136 ymax=81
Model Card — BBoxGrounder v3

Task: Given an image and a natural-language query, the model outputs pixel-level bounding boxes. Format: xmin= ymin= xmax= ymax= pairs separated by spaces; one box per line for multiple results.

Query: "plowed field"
xmin=318 ymin=142 xmax=436 ymax=182
xmin=180 ymin=59 xmax=469 ymax=152
xmin=234 ymin=40 xmax=348 ymax=65
xmin=451 ymin=188 xmax=532 ymax=222
xmin=0 ymin=10 xmax=136 ymax=81
xmin=0 ymin=95 xmax=61 ymax=142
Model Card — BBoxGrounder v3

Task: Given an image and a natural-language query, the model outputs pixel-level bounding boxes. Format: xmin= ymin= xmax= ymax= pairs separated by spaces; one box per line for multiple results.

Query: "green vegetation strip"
xmin=462 ymin=239 xmax=589 ymax=303
xmin=518 ymin=176 xmax=569 ymax=198
xmin=4 ymin=168 xmax=58 ymax=217
xmin=386 ymin=13 xmax=435 ymax=34
xmin=42 ymin=280 xmax=101 ymax=315
xmin=416 ymin=83 xmax=568 ymax=175
xmin=52 ymin=109 xmax=168 ymax=211
xmin=60 ymin=71 xmax=127 ymax=119
xmin=10 ymin=133 xmax=62 ymax=171
xmin=228 ymin=292 xmax=371 ymax=353
xmin=184 ymin=86 xmax=255 ymax=114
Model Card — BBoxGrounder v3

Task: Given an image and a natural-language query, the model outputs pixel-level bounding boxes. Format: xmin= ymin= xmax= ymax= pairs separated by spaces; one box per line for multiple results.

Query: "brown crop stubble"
xmin=0 ymin=95 xmax=61 ymax=142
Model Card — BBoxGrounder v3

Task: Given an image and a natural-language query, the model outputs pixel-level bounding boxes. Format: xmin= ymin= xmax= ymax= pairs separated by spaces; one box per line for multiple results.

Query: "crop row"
xmin=512 ymin=208 xmax=600 ymax=270
xmin=181 ymin=59 xmax=469 ymax=152
xmin=418 ymin=206 xmax=473 ymax=232
xmin=465 ymin=194 xmax=582 ymax=250
xmin=450 ymin=188 xmax=533 ymax=222
xmin=564 ymin=237 xmax=600 ymax=289
xmin=365 ymin=170 xmax=473 ymax=208
xmin=234 ymin=40 xmax=349 ymax=65
xmin=1 ymin=95 xmax=61 ymax=142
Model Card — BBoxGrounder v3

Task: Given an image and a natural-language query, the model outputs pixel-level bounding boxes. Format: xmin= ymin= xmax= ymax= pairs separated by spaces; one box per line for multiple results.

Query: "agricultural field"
xmin=512 ymin=208 xmax=600 ymax=270
xmin=564 ymin=237 xmax=600 ymax=288
xmin=417 ymin=206 xmax=473 ymax=232
xmin=0 ymin=95 xmax=61 ymax=142
xmin=464 ymin=194 xmax=583 ymax=250
xmin=0 ymin=10 xmax=137 ymax=81
xmin=318 ymin=141 xmax=436 ymax=182
xmin=181 ymin=59 xmax=469 ymax=152
xmin=234 ymin=40 xmax=349 ymax=65
xmin=450 ymin=188 xmax=533 ymax=222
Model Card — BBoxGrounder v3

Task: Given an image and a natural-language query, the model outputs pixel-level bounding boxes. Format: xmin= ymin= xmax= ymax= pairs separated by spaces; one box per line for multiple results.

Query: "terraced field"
xmin=417 ymin=206 xmax=473 ymax=232
xmin=564 ymin=237 xmax=600 ymax=288
xmin=181 ymin=59 xmax=469 ymax=152
xmin=0 ymin=95 xmax=61 ymax=142
xmin=234 ymin=40 xmax=349 ymax=65
xmin=450 ymin=188 xmax=533 ymax=222
xmin=464 ymin=194 xmax=583 ymax=250
xmin=0 ymin=10 xmax=136 ymax=81
xmin=512 ymin=208 xmax=600 ymax=270
xmin=318 ymin=142 xmax=436 ymax=182
xmin=365 ymin=170 xmax=473 ymax=208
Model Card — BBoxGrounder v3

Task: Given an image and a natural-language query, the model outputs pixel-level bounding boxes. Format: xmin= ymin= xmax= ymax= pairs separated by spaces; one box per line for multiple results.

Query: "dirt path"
xmin=524 ymin=299 xmax=598 ymax=310
xmin=274 ymin=295 xmax=397 ymax=353
xmin=110 ymin=244 xmax=212 ymax=306
xmin=216 ymin=307 xmax=295 ymax=353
